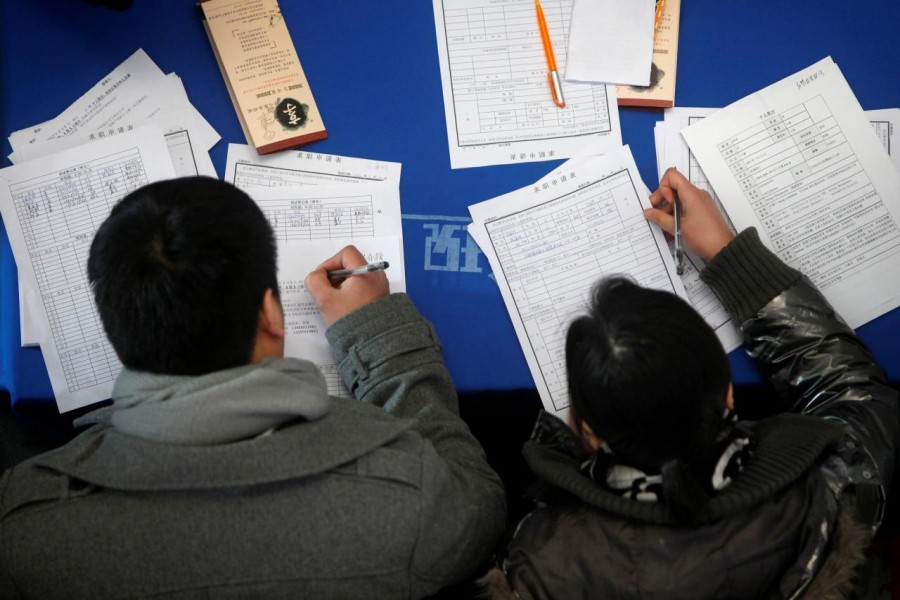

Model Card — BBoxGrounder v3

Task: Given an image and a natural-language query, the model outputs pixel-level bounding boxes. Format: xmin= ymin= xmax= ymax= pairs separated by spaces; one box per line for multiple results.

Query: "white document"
xmin=224 ymin=144 xmax=401 ymax=189
xmin=682 ymin=58 xmax=900 ymax=329
xmin=469 ymin=146 xmax=685 ymax=419
xmin=432 ymin=0 xmax=622 ymax=169
xmin=245 ymin=181 xmax=403 ymax=247
xmin=14 ymin=110 xmax=216 ymax=178
xmin=565 ymin=0 xmax=655 ymax=86
xmin=15 ymin=111 xmax=217 ymax=346
xmin=278 ymin=237 xmax=406 ymax=397
xmin=0 ymin=128 xmax=176 ymax=412
xmin=8 ymin=50 xmax=218 ymax=158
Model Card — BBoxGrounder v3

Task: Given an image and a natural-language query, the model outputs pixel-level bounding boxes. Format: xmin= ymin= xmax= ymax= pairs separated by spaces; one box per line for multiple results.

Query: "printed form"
xmin=682 ymin=58 xmax=900 ymax=328
xmin=433 ymin=0 xmax=622 ymax=169
xmin=0 ymin=128 xmax=176 ymax=412
xmin=653 ymin=105 xmax=900 ymax=352
xmin=224 ymin=144 xmax=401 ymax=189
xmin=469 ymin=146 xmax=685 ymax=419
xmin=8 ymin=51 xmax=218 ymax=159
xmin=245 ymin=181 xmax=405 ymax=397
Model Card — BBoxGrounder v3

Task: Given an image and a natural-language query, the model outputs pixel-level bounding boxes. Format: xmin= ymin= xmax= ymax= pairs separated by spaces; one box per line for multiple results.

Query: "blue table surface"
xmin=2 ymin=0 xmax=899 ymax=413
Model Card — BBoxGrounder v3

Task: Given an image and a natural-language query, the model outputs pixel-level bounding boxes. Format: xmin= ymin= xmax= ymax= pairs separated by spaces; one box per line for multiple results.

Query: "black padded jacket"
xmin=493 ymin=228 xmax=898 ymax=600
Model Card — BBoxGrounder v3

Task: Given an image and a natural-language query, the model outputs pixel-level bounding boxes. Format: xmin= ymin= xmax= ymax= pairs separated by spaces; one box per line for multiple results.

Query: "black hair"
xmin=565 ymin=276 xmax=731 ymax=521
xmin=87 ymin=176 xmax=278 ymax=375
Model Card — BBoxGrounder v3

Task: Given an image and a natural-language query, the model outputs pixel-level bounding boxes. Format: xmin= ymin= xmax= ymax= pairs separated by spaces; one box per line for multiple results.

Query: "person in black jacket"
xmin=485 ymin=168 xmax=899 ymax=599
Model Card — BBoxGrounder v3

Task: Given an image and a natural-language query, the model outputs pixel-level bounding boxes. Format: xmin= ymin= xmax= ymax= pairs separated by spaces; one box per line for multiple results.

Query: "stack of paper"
xmin=8 ymin=49 xmax=220 ymax=346
xmin=0 ymin=128 xmax=178 ymax=412
xmin=680 ymin=58 xmax=900 ymax=329
xmin=8 ymin=49 xmax=219 ymax=177
xmin=1 ymin=49 xmax=220 ymax=411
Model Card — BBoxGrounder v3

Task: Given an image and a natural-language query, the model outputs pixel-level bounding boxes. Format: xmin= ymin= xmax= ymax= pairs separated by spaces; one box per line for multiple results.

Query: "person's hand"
xmin=645 ymin=167 xmax=735 ymax=261
xmin=305 ymin=245 xmax=390 ymax=326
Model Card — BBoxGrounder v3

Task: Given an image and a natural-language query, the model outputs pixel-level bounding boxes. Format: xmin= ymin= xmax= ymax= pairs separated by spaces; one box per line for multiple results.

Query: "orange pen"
xmin=536 ymin=0 xmax=566 ymax=108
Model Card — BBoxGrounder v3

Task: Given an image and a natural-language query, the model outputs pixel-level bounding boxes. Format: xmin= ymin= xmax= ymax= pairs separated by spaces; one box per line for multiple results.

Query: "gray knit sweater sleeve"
xmin=699 ymin=227 xmax=801 ymax=325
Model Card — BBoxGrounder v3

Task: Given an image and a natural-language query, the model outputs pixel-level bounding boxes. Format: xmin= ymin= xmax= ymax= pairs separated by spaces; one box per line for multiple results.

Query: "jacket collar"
xmin=524 ymin=412 xmax=844 ymax=525
xmin=31 ymin=358 xmax=414 ymax=491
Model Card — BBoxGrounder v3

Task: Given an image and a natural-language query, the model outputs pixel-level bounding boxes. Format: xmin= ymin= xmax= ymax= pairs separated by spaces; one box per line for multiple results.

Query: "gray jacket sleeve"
xmin=326 ymin=293 xmax=507 ymax=595
xmin=701 ymin=228 xmax=899 ymax=514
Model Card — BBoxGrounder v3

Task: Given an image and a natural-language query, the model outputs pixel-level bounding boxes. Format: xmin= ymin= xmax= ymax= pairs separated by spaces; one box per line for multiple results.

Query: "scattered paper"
xmin=0 ymin=127 xmax=176 ymax=412
xmin=432 ymin=0 xmax=622 ymax=169
xmin=682 ymin=57 xmax=900 ymax=329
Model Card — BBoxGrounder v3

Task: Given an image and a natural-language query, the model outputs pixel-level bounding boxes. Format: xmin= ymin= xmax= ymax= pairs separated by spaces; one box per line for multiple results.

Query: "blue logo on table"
xmin=403 ymin=214 xmax=485 ymax=274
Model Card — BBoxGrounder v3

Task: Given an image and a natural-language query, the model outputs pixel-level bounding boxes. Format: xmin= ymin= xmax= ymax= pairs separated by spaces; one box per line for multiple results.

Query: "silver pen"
xmin=327 ymin=261 xmax=390 ymax=280
xmin=674 ymin=199 xmax=684 ymax=275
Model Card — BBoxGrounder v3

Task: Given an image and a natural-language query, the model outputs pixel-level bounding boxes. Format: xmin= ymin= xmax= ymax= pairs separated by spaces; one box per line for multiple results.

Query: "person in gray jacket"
xmin=486 ymin=168 xmax=898 ymax=599
xmin=0 ymin=177 xmax=507 ymax=599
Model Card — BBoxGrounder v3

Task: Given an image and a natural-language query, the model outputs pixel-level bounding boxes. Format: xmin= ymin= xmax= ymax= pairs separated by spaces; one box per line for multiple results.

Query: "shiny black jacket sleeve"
xmin=701 ymin=228 xmax=899 ymax=522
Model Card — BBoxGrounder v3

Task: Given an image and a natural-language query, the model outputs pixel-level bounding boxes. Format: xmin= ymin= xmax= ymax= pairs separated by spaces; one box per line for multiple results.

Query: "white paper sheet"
xmin=8 ymin=50 xmax=218 ymax=158
xmin=432 ymin=0 xmax=622 ymax=169
xmin=224 ymin=144 xmax=401 ymax=189
xmin=245 ymin=181 xmax=403 ymax=247
xmin=682 ymin=58 xmax=900 ymax=329
xmin=565 ymin=0 xmax=655 ymax=86
xmin=278 ymin=237 xmax=406 ymax=397
xmin=15 ymin=110 xmax=217 ymax=347
xmin=468 ymin=146 xmax=685 ymax=419
xmin=0 ymin=127 xmax=176 ymax=412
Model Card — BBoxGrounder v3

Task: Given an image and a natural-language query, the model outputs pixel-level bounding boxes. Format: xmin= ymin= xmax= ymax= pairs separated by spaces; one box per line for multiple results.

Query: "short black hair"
xmin=566 ymin=276 xmax=731 ymax=514
xmin=87 ymin=177 xmax=278 ymax=375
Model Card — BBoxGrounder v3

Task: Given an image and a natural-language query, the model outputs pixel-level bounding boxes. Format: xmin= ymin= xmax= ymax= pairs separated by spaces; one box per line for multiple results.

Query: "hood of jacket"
xmin=88 ymin=356 xmax=331 ymax=445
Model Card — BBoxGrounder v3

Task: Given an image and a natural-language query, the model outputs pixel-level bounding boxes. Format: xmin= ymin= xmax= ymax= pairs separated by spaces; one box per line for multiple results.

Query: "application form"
xmin=0 ymin=128 xmax=176 ymax=412
xmin=14 ymin=110 xmax=216 ymax=347
xmin=245 ymin=181 xmax=403 ymax=245
xmin=682 ymin=58 xmax=900 ymax=328
xmin=432 ymin=0 xmax=622 ymax=169
xmin=654 ymin=105 xmax=900 ymax=351
xmin=8 ymin=51 xmax=218 ymax=157
xmin=469 ymin=146 xmax=685 ymax=419
xmin=224 ymin=144 xmax=401 ymax=189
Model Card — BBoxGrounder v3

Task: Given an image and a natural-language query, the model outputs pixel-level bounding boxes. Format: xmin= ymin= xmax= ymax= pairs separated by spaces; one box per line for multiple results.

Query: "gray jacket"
xmin=0 ymin=293 xmax=507 ymax=599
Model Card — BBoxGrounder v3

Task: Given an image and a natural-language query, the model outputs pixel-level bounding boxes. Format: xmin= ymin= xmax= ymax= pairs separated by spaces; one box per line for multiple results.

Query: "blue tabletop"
xmin=2 ymin=0 xmax=899 ymax=414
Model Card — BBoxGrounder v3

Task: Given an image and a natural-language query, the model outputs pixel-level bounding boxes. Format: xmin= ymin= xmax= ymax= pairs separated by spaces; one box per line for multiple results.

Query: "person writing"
xmin=0 ymin=176 xmax=506 ymax=599
xmin=484 ymin=168 xmax=898 ymax=599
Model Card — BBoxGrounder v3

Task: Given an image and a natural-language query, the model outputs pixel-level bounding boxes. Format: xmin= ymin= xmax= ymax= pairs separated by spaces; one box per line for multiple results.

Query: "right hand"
xmin=644 ymin=167 xmax=735 ymax=261
xmin=305 ymin=245 xmax=390 ymax=326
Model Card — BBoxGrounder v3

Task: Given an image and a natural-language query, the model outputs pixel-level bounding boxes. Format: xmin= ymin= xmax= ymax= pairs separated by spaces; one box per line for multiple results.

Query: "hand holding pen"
xmin=305 ymin=246 xmax=390 ymax=326
xmin=644 ymin=167 xmax=735 ymax=262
